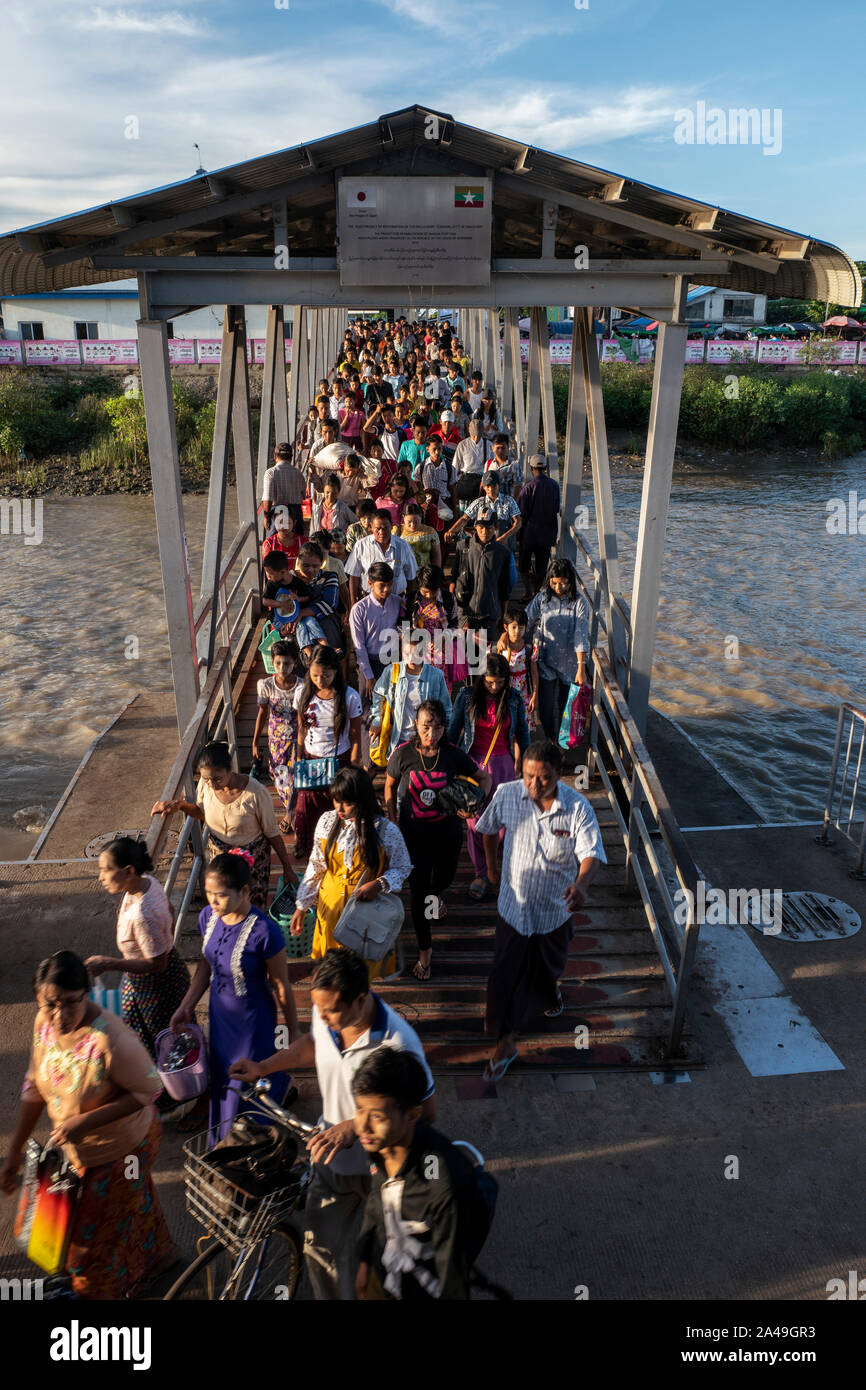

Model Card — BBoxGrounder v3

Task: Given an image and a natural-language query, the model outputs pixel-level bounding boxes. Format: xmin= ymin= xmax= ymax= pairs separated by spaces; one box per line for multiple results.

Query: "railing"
xmin=818 ymin=702 xmax=866 ymax=878
xmin=588 ymin=648 xmax=702 ymax=1057
xmin=146 ymin=521 xmax=262 ymax=942
xmin=570 ymin=526 xmax=632 ymax=690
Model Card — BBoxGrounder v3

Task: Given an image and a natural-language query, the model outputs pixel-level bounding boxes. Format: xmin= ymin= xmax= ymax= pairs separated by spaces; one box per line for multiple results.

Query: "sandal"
xmin=483 ymin=1050 xmax=519 ymax=1082
xmin=412 ymin=957 xmax=432 ymax=981
xmin=544 ymin=990 xmax=564 ymax=1019
xmin=468 ymin=877 xmax=488 ymax=902
xmin=278 ymin=818 xmax=293 ymax=835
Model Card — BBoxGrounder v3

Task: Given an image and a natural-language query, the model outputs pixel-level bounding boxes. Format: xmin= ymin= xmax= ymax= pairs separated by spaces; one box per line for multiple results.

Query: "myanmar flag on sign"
xmin=454 ymin=185 xmax=484 ymax=208
xmin=347 ymin=185 xmax=377 ymax=209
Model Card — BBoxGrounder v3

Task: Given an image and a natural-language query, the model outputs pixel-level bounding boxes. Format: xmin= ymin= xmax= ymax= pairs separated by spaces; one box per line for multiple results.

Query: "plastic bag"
xmin=558 ymin=682 xmax=592 ymax=750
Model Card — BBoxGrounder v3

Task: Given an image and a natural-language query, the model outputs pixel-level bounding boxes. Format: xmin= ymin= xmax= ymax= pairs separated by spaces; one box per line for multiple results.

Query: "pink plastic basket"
xmin=155 ymin=1025 xmax=208 ymax=1102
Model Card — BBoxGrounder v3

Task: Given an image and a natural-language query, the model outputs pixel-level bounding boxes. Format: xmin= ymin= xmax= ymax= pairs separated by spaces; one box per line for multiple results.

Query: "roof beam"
xmin=111 ymin=205 xmax=137 ymax=228
xmin=681 ymin=208 xmax=719 ymax=232
xmin=495 ymin=171 xmax=780 ymax=275
xmin=40 ymin=170 xmax=333 ymax=269
xmin=145 ymin=267 xmax=681 ymax=310
xmin=599 ymin=178 xmax=627 ymax=202
xmin=768 ymin=237 xmax=811 ymax=259
xmin=91 ymin=254 xmax=734 ymax=277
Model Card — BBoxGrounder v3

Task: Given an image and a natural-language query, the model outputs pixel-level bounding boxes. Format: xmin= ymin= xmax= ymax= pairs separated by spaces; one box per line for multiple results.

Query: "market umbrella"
xmin=821 ymin=316 xmax=864 ymax=332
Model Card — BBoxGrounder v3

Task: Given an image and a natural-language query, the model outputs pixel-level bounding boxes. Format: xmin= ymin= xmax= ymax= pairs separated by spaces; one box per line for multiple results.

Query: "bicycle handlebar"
xmin=234 ymin=1078 xmax=322 ymax=1142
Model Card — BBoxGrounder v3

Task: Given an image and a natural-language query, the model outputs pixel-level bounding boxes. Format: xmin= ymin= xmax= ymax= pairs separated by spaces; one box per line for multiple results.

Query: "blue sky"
xmin=2 ymin=0 xmax=863 ymax=260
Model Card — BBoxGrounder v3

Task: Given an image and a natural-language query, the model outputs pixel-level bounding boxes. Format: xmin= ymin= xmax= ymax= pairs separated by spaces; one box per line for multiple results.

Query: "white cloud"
xmin=77 ymin=7 xmax=207 ymax=36
xmin=460 ymin=86 xmax=684 ymax=154
xmin=370 ymin=0 xmax=565 ymax=54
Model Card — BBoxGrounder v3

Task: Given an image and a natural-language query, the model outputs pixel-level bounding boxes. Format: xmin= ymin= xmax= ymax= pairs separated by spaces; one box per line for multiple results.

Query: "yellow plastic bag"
xmin=369 ymin=664 xmax=398 ymax=768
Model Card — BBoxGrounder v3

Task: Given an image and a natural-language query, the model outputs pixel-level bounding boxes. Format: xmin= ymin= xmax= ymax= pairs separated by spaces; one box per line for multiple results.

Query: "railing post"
xmin=624 ymin=767 xmax=639 ymax=886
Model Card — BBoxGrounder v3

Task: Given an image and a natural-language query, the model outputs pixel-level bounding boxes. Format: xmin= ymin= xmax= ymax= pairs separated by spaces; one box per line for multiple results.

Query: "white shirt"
xmin=310 ymin=991 xmax=434 ymax=1175
xmin=453 ymin=436 xmax=492 ymax=477
xmin=345 ymin=533 xmax=418 ymax=595
xmin=293 ymin=686 xmax=362 ymax=757
xmin=475 ymin=780 xmax=607 ymax=935
xmin=397 ymin=674 xmax=423 ymax=742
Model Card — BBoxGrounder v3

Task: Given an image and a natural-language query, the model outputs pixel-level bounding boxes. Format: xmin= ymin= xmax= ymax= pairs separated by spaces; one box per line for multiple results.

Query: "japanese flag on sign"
xmin=347 ymin=185 xmax=377 ymax=209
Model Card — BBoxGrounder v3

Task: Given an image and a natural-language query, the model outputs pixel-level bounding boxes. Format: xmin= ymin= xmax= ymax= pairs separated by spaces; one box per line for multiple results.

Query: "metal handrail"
xmin=145 ymin=647 xmax=236 ymax=943
xmin=569 ymin=526 xmax=632 ymax=683
xmin=193 ymin=522 xmax=255 ymax=634
xmin=819 ymin=701 xmax=866 ymax=878
xmin=589 ymin=648 xmax=702 ymax=1057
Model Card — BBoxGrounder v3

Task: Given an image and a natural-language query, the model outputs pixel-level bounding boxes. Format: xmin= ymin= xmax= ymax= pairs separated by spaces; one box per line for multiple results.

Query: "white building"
xmin=685 ymin=284 xmax=767 ymax=324
xmin=0 ymin=281 xmax=278 ymax=343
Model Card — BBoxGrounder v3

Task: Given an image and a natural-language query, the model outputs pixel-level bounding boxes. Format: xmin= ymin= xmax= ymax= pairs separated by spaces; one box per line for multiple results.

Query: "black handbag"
xmin=435 ymin=775 xmax=486 ymax=817
xmin=204 ymin=1111 xmax=301 ymax=1202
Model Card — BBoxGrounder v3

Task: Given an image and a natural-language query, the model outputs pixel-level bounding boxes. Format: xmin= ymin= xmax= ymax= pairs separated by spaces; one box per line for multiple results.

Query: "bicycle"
xmin=164 ymin=1078 xmax=320 ymax=1301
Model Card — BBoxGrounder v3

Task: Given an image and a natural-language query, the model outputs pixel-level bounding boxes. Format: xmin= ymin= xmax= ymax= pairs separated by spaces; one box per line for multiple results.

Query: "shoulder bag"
xmin=334 ymin=826 xmax=405 ymax=961
xmin=369 ymin=664 xmax=399 ymax=769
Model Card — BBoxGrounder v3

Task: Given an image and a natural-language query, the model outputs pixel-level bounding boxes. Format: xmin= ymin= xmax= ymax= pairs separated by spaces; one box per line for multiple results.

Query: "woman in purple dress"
xmin=169 ymin=852 xmax=299 ymax=1134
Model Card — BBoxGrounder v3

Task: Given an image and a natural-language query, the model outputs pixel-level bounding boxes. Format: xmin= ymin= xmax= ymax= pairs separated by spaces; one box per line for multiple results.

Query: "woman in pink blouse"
xmin=86 ymin=837 xmax=190 ymax=1067
xmin=0 ymin=951 xmax=176 ymax=1299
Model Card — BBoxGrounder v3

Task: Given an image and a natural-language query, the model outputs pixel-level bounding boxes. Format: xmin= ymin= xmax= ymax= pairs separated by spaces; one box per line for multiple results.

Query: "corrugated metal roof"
xmin=0 ymin=106 xmax=859 ymax=305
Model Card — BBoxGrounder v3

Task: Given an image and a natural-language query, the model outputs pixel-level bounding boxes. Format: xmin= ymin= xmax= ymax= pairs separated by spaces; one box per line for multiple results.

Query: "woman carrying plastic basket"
xmin=169 ymin=853 xmax=299 ymax=1136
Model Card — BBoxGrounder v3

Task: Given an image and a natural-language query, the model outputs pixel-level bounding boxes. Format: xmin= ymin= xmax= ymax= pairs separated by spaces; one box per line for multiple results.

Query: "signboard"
xmin=0 ymin=341 xmax=23 ymax=364
xmin=168 ymin=339 xmax=196 ymax=364
xmin=757 ymin=338 xmax=806 ymax=364
xmin=196 ymin=339 xmax=223 ymax=363
xmin=601 ymin=337 xmax=655 ymax=363
xmin=685 ymin=339 xmax=706 ymax=363
xmin=706 ymin=340 xmax=757 ymax=363
xmin=23 ymin=339 xmax=81 ymax=364
xmin=81 ymin=339 xmax=138 ymax=364
xmin=338 ymin=177 xmax=492 ymax=286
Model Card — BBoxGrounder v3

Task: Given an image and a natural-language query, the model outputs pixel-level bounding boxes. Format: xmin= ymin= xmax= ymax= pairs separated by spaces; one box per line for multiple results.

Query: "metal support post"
xmin=256 ymin=305 xmax=279 ymax=492
xmin=524 ymin=307 xmax=544 ymax=476
xmin=559 ymin=308 xmax=587 ymax=562
xmin=272 ymin=306 xmax=290 ymax=443
xmin=627 ymin=317 xmax=688 ymax=734
xmin=577 ymin=308 xmax=629 ymax=682
xmin=137 ymin=318 xmax=199 ymax=734
xmin=200 ymin=309 xmax=237 ymax=669
xmin=231 ymin=305 xmax=261 ymax=611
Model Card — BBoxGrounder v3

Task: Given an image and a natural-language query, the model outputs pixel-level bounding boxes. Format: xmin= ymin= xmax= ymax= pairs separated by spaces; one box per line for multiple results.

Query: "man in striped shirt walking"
xmin=475 ymin=739 xmax=606 ymax=1081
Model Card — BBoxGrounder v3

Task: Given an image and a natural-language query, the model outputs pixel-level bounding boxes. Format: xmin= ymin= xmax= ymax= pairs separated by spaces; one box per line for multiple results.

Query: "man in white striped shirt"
xmin=475 ymin=739 xmax=606 ymax=1081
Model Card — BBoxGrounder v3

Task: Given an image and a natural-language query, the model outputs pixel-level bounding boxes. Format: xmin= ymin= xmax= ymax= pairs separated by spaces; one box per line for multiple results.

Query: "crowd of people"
xmin=1 ymin=315 xmax=607 ymax=1303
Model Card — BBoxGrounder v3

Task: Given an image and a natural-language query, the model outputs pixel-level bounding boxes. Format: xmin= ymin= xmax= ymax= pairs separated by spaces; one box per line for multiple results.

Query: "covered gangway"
xmin=1 ymin=102 xmax=859 ymax=740
xmin=2 ymin=107 xmax=859 ymax=1058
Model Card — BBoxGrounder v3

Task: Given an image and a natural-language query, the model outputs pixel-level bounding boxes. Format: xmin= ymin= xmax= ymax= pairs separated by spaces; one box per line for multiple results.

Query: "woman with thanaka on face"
xmin=0 ymin=950 xmax=175 ymax=1299
xmin=289 ymin=766 xmax=412 ymax=983
xmin=292 ymin=646 xmax=363 ymax=861
xmin=384 ymin=699 xmax=491 ymax=981
xmin=170 ymin=852 xmax=298 ymax=1134
xmin=86 ymin=836 xmax=190 ymax=1068
xmin=152 ymin=740 xmax=296 ymax=907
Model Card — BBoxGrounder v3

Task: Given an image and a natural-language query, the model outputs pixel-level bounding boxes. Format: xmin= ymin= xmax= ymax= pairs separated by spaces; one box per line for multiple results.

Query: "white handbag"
xmin=334 ymin=881 xmax=405 ymax=961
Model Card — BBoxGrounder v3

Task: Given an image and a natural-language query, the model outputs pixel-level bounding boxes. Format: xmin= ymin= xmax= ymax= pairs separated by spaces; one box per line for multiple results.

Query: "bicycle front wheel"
xmin=164 ymin=1225 xmax=303 ymax=1302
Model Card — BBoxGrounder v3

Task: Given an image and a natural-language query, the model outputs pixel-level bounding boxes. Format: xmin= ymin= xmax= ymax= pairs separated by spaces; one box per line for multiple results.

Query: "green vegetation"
xmin=551 ymin=363 xmax=866 ymax=457
xmin=0 ymin=371 xmax=248 ymax=488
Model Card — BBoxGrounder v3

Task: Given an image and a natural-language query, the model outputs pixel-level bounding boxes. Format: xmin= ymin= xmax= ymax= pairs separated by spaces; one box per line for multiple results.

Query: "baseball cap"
xmin=528 ymin=453 xmax=548 ymax=469
xmin=468 ymin=418 xmax=482 ymax=433
xmin=482 ymin=470 xmax=500 ymax=485
xmin=440 ymin=410 xmax=454 ymax=422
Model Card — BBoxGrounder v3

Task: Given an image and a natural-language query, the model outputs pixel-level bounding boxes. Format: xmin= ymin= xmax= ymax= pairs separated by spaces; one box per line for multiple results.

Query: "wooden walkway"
xmin=187 ymin=631 xmax=697 ymax=1075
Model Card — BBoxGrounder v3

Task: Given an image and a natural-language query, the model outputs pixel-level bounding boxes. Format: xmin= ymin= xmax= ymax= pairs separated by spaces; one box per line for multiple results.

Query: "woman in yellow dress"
xmin=289 ymin=766 xmax=412 ymax=981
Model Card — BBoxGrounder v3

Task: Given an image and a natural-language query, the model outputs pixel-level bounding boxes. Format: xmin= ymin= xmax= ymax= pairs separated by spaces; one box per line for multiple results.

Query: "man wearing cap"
xmin=519 ymin=454 xmax=562 ymax=597
xmin=454 ymin=511 xmax=512 ymax=644
xmin=430 ymin=409 xmax=462 ymax=459
xmin=261 ymin=442 xmax=305 ymax=534
xmin=446 ymin=471 xmax=521 ymax=549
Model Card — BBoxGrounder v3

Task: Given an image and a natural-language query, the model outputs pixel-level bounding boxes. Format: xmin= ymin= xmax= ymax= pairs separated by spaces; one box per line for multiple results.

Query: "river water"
xmin=0 ymin=461 xmax=863 ymax=858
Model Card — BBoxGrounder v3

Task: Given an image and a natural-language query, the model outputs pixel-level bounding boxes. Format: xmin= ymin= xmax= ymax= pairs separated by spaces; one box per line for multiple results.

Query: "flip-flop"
xmin=468 ymin=878 xmax=488 ymax=901
xmin=412 ymin=959 xmax=432 ymax=981
xmin=483 ymin=1050 xmax=519 ymax=1082
xmin=544 ymin=990 xmax=564 ymax=1018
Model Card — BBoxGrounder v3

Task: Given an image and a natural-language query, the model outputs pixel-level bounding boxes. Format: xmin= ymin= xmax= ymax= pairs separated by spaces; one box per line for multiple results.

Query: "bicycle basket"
xmin=182 ymin=1123 xmax=306 ymax=1254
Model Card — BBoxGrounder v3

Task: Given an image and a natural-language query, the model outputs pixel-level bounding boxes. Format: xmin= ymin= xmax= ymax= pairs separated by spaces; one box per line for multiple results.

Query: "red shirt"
xmin=471 ymin=696 xmax=511 ymax=762
xmin=262 ymin=533 xmax=300 ymax=563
